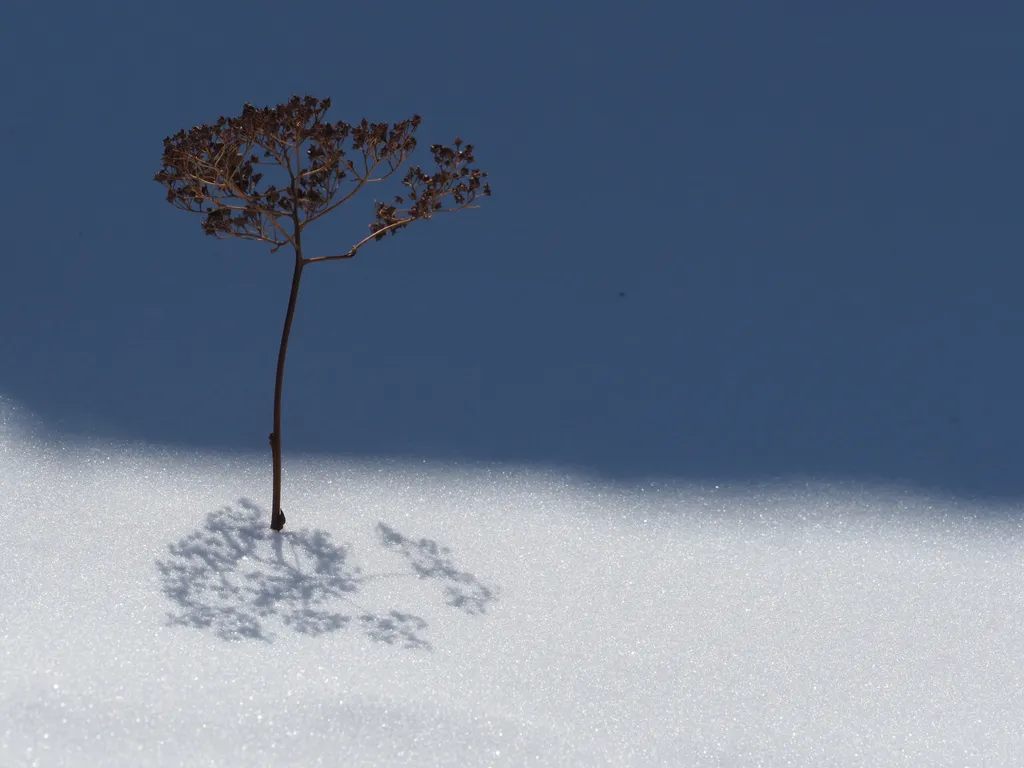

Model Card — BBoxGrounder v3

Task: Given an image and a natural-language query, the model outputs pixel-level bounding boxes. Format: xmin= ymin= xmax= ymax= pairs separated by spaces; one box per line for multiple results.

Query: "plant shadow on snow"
xmin=156 ymin=498 xmax=496 ymax=650
xmin=375 ymin=523 xmax=496 ymax=615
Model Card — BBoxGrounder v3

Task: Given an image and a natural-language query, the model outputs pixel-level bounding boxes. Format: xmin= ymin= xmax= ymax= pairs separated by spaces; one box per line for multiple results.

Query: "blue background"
xmin=2 ymin=2 xmax=1022 ymax=498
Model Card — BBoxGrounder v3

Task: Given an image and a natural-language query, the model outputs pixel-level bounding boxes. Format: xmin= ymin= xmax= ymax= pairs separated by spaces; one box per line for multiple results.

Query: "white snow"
xmin=3 ymin=399 xmax=1024 ymax=766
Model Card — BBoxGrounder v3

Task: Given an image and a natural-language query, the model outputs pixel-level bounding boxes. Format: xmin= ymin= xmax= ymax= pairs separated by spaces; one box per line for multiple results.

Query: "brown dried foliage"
xmin=155 ymin=94 xmax=490 ymax=256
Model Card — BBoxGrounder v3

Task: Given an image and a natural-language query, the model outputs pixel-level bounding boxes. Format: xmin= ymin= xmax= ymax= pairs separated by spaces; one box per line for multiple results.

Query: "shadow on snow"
xmin=156 ymin=498 xmax=497 ymax=650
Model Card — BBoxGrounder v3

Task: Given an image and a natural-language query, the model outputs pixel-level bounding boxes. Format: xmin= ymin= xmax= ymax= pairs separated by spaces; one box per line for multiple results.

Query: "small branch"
xmin=301 ymin=150 xmax=410 ymax=228
xmin=212 ymin=232 xmax=287 ymax=246
xmin=296 ymin=166 xmax=329 ymax=181
xmin=303 ymin=217 xmax=416 ymax=264
xmin=301 ymin=172 xmax=373 ymax=227
xmin=252 ymin=138 xmax=294 ymax=186
xmin=178 ymin=161 xmax=297 ymax=248
xmin=302 ymin=249 xmax=356 ymax=264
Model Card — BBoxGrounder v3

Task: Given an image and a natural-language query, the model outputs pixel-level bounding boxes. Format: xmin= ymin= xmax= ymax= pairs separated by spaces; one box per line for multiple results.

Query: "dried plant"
xmin=155 ymin=95 xmax=490 ymax=530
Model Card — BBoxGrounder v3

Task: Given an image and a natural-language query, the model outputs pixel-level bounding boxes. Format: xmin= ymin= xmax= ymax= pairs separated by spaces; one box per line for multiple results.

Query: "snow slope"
xmin=3 ymin=401 xmax=1024 ymax=766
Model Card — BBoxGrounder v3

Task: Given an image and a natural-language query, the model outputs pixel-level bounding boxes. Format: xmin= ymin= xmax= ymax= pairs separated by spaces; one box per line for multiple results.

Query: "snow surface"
xmin=3 ymin=400 xmax=1024 ymax=767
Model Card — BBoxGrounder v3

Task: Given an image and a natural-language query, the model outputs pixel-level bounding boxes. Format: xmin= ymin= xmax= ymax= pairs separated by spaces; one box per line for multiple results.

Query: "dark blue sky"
xmin=2 ymin=3 xmax=1022 ymax=500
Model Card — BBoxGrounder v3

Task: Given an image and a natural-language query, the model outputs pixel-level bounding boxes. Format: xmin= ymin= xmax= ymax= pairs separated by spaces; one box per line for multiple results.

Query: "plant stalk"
xmin=269 ymin=251 xmax=305 ymax=531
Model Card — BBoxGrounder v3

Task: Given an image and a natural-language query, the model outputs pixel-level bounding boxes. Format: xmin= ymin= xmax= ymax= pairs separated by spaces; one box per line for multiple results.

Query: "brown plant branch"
xmin=303 ymin=218 xmax=416 ymax=264
xmin=154 ymin=95 xmax=490 ymax=531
